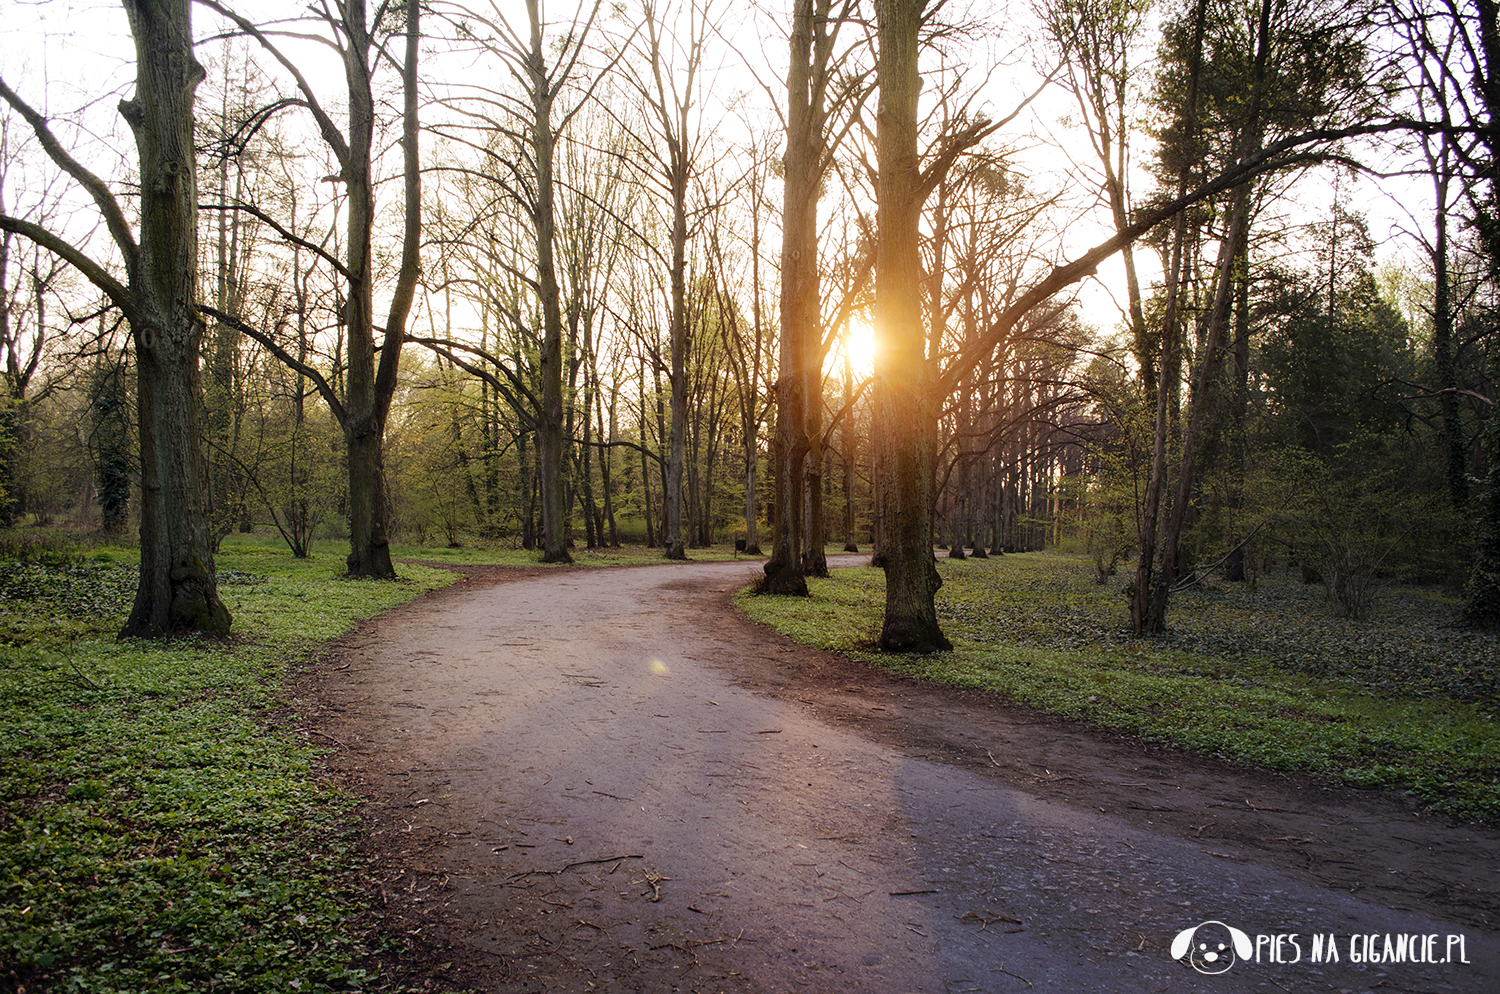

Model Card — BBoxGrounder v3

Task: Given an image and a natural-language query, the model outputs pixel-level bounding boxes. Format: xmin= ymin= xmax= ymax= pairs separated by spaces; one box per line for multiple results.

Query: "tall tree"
xmin=0 ymin=0 xmax=231 ymax=636
xmin=433 ymin=0 xmax=621 ymax=562
xmin=765 ymin=0 xmax=863 ymax=592
xmin=1039 ymin=0 xmax=1154 ymax=399
xmin=872 ymin=0 xmax=950 ymax=650
xmin=624 ymin=0 xmax=720 ymax=559
xmin=200 ymin=0 xmax=422 ymax=578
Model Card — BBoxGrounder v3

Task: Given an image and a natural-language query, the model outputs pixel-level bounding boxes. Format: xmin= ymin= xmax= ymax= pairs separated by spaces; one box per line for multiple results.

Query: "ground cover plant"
xmin=737 ymin=552 xmax=1500 ymax=822
xmin=0 ymin=539 xmax=455 ymax=993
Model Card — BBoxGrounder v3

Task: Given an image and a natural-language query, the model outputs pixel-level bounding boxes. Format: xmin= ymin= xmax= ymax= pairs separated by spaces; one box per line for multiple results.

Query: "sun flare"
xmin=843 ymin=316 xmax=877 ymax=376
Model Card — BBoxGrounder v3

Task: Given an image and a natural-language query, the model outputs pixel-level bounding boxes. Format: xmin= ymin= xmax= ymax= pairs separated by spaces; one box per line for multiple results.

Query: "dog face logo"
xmin=1171 ymin=920 xmax=1253 ymax=974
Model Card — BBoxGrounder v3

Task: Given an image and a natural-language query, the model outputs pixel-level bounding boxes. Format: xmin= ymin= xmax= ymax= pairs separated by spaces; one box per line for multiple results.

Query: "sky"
xmin=0 ymin=0 xmax=1442 ymax=355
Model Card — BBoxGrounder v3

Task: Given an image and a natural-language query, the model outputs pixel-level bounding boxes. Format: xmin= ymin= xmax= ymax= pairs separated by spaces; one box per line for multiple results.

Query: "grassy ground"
xmin=0 ymin=541 xmax=456 ymax=993
xmin=736 ymin=552 xmax=1500 ymax=823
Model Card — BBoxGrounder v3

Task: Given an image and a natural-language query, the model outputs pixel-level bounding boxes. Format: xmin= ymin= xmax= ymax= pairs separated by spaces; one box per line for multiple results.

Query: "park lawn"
xmin=737 ymin=552 xmax=1500 ymax=823
xmin=0 ymin=543 xmax=456 ymax=993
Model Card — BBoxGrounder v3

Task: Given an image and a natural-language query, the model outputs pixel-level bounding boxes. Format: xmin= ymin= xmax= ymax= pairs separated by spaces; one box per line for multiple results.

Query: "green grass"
xmin=737 ymin=552 xmax=1500 ymax=822
xmin=0 ymin=544 xmax=456 ymax=993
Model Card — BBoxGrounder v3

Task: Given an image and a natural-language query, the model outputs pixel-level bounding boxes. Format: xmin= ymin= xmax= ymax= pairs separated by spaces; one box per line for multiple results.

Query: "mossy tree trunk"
xmin=122 ymin=0 xmax=229 ymax=635
xmin=1 ymin=0 xmax=231 ymax=637
xmin=872 ymin=0 xmax=950 ymax=653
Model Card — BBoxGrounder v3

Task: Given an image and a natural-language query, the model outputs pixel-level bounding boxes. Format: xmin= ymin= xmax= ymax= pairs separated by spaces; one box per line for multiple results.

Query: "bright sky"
xmin=0 ymin=0 xmax=1440 ymax=359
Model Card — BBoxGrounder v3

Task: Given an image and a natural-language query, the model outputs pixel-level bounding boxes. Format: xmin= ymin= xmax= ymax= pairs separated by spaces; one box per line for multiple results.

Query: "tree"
xmin=763 ymin=0 xmax=865 ymax=592
xmin=712 ymin=139 xmax=776 ymax=556
xmin=0 ymin=0 xmax=231 ymax=636
xmin=1128 ymin=0 xmax=1382 ymax=631
xmin=623 ymin=0 xmax=722 ymax=559
xmin=200 ymin=0 xmax=422 ymax=579
xmin=0 ymin=124 xmax=72 ymax=525
xmin=871 ymin=0 xmax=951 ymax=650
xmin=1038 ymin=0 xmax=1155 ymax=398
xmin=433 ymin=0 xmax=621 ymax=562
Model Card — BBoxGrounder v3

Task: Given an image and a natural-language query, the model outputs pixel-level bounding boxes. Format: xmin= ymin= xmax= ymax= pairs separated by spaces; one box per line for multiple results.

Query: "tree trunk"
xmin=873 ymin=0 xmax=949 ymax=652
xmin=529 ymin=0 xmax=573 ymax=564
xmin=1129 ymin=0 xmax=1207 ymax=633
xmin=339 ymin=0 xmax=387 ymax=577
xmin=841 ymin=347 xmax=859 ymax=552
xmin=1431 ymin=153 xmax=1466 ymax=509
xmin=119 ymin=0 xmax=230 ymax=637
xmin=1224 ymin=259 xmax=1251 ymax=582
xmin=764 ymin=0 xmax=822 ymax=594
xmin=1138 ymin=0 xmax=1271 ymax=632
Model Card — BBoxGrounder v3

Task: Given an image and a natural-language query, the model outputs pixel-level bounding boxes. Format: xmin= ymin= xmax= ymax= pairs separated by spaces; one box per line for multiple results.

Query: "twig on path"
xmin=890 ymin=889 xmax=939 ymax=897
xmin=1245 ymin=799 xmax=1298 ymax=813
xmin=991 ymin=963 xmax=1033 ymax=988
xmin=960 ymin=910 xmax=1023 ymax=931
xmin=506 ymin=854 xmax=644 ymax=883
xmin=306 ymin=728 xmax=347 ymax=749
xmin=562 ymin=854 xmax=644 ymax=874
xmin=1202 ymin=849 xmax=1249 ymax=861
xmin=643 ymin=869 xmax=669 ymax=902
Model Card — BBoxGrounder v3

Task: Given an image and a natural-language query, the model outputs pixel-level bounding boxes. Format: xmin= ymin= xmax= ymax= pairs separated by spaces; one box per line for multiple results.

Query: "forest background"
xmin=0 ymin=0 xmax=1495 ymax=646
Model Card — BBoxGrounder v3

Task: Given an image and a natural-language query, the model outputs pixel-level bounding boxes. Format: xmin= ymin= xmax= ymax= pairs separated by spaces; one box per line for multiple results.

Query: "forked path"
xmin=305 ymin=559 xmax=1500 ymax=992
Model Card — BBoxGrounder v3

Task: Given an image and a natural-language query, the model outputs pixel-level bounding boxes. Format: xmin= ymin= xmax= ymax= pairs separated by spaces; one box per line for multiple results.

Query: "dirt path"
xmin=298 ymin=559 xmax=1499 ymax=992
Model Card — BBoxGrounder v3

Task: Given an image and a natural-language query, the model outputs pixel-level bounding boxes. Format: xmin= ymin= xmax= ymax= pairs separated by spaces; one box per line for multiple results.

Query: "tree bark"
xmin=528 ymin=0 xmax=573 ymax=564
xmin=0 ymin=0 xmax=230 ymax=634
xmin=764 ymin=0 xmax=822 ymax=594
xmin=872 ymin=0 xmax=950 ymax=652
xmin=120 ymin=0 xmax=230 ymax=636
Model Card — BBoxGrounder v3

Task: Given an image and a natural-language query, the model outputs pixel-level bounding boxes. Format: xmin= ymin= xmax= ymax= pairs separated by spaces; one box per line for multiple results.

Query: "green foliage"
xmin=1294 ymin=457 xmax=1454 ymax=618
xmin=0 ymin=544 xmax=456 ymax=992
xmin=1257 ymin=266 xmax=1416 ymax=459
xmin=1467 ymin=393 xmax=1500 ymax=627
xmin=87 ymin=363 xmax=133 ymax=536
xmin=0 ymin=529 xmax=89 ymax=567
xmin=738 ymin=554 xmax=1500 ymax=821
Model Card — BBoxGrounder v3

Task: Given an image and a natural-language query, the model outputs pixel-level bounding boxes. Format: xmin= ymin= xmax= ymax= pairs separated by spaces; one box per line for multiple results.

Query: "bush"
xmin=0 ymin=529 xmax=86 ymax=566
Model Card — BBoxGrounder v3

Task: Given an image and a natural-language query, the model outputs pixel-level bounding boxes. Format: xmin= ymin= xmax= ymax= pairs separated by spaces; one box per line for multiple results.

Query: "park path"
xmin=305 ymin=559 xmax=1499 ymax=992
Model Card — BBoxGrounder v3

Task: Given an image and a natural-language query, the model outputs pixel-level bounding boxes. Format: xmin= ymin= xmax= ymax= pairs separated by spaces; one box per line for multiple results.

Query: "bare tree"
xmin=0 ymin=0 xmax=231 ymax=636
xmin=1037 ymin=0 xmax=1154 ymax=397
xmin=199 ymin=0 xmax=422 ymax=578
xmin=430 ymin=0 xmax=622 ymax=562
xmin=620 ymin=0 xmax=723 ymax=559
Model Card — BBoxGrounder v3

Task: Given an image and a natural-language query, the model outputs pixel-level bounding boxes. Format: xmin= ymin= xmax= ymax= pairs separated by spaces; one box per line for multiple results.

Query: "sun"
xmin=841 ymin=315 xmax=877 ymax=377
